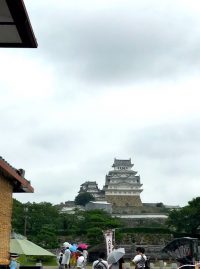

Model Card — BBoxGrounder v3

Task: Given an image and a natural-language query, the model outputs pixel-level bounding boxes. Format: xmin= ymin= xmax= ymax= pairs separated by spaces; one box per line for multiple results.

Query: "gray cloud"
xmin=133 ymin=122 xmax=200 ymax=159
xmin=26 ymin=0 xmax=200 ymax=85
xmin=3 ymin=0 xmax=200 ymax=207
xmin=121 ymin=121 xmax=200 ymax=205
xmin=29 ymin=129 xmax=82 ymax=152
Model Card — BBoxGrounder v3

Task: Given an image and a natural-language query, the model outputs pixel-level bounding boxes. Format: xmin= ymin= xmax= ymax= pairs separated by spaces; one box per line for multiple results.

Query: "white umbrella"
xmin=107 ymin=248 xmax=125 ymax=264
xmin=63 ymin=242 xmax=71 ymax=248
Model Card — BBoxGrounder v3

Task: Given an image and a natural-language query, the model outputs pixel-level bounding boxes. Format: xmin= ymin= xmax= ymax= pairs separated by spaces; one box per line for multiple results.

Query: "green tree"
xmin=74 ymin=192 xmax=95 ymax=206
xmin=86 ymin=227 xmax=103 ymax=245
xmin=12 ymin=200 xmax=61 ymax=248
xmin=26 ymin=202 xmax=60 ymax=239
xmin=71 ymin=209 xmax=122 ymax=245
xmin=35 ymin=224 xmax=59 ymax=248
xmin=12 ymin=200 xmax=124 ymax=249
xmin=167 ymin=197 xmax=200 ymax=235
xmin=156 ymin=202 xmax=164 ymax=207
xmin=12 ymin=199 xmax=25 ymax=234
xmin=58 ymin=209 xmax=81 ymax=237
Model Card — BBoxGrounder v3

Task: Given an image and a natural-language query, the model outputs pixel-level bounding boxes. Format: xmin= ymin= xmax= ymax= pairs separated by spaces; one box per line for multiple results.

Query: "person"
xmin=76 ymin=250 xmax=85 ymax=269
xmin=82 ymin=249 xmax=88 ymax=266
xmin=119 ymin=257 xmax=125 ymax=269
xmin=9 ymin=254 xmax=19 ymax=269
xmin=35 ymin=260 xmax=43 ymax=268
xmin=109 ymin=257 xmax=125 ymax=269
xmin=70 ymin=252 xmax=78 ymax=269
xmin=58 ymin=249 xmax=64 ymax=269
xmin=132 ymin=247 xmax=147 ymax=269
xmin=92 ymin=252 xmax=109 ymax=269
xmin=62 ymin=247 xmax=71 ymax=268
xmin=177 ymin=256 xmax=193 ymax=269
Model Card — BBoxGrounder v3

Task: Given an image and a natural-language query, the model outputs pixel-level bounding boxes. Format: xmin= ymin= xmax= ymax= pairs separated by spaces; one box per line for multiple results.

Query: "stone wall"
xmin=111 ymin=204 xmax=169 ymax=214
xmin=0 ymin=176 xmax=13 ymax=265
xmin=106 ymin=195 xmax=142 ymax=207
xmin=112 ymin=206 xmax=143 ymax=214
xmin=119 ymin=217 xmax=167 ymax=227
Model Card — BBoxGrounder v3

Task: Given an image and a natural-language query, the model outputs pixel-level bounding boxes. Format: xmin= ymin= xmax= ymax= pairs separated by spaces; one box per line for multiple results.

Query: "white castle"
xmin=103 ymin=158 xmax=143 ymax=207
xmin=79 ymin=158 xmax=144 ymax=212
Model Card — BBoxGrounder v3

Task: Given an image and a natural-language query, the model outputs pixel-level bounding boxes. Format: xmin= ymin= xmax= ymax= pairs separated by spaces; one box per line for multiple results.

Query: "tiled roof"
xmin=81 ymin=181 xmax=97 ymax=186
xmin=0 ymin=157 xmax=34 ymax=193
xmin=112 ymin=158 xmax=133 ymax=167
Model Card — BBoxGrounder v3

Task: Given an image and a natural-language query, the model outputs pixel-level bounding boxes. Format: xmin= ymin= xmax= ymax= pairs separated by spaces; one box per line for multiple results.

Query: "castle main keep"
xmin=78 ymin=158 xmax=148 ymax=214
xmin=103 ymin=158 xmax=143 ymax=207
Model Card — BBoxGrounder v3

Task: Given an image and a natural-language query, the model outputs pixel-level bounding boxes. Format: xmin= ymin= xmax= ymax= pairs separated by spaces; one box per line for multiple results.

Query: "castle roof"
xmin=0 ymin=157 xmax=34 ymax=193
xmin=81 ymin=181 xmax=97 ymax=186
xmin=112 ymin=158 xmax=133 ymax=168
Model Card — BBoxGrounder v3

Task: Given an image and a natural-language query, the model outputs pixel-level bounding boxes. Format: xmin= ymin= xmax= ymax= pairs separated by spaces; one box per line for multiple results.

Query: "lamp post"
xmin=24 ymin=206 xmax=28 ymax=237
xmin=112 ymin=229 xmax=116 ymax=248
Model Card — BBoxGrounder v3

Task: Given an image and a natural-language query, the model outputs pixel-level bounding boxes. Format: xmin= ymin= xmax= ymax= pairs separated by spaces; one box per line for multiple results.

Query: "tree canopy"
xmin=12 ymin=199 xmax=61 ymax=248
xmin=12 ymin=199 xmax=122 ymax=248
xmin=74 ymin=192 xmax=95 ymax=206
xmin=167 ymin=197 xmax=200 ymax=235
xmin=70 ymin=209 xmax=122 ymax=245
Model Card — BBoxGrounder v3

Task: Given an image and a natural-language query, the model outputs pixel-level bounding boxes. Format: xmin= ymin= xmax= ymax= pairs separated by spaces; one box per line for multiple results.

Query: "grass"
xmin=17 ymin=255 xmax=57 ymax=266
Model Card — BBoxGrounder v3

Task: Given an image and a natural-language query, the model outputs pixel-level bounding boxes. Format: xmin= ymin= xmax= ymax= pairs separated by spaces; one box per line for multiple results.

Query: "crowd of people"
xmin=58 ymin=244 xmax=88 ymax=269
xmin=58 ymin=244 xmax=148 ymax=269
xmin=9 ymin=244 xmax=148 ymax=269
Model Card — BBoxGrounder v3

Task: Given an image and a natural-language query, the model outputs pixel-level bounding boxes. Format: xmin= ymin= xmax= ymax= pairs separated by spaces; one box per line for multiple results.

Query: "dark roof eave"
xmin=1 ymin=0 xmax=38 ymax=48
xmin=0 ymin=158 xmax=34 ymax=193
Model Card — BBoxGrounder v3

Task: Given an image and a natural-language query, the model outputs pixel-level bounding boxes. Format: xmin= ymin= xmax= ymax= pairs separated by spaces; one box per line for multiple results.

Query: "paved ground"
xmin=42 ymin=264 xmax=182 ymax=269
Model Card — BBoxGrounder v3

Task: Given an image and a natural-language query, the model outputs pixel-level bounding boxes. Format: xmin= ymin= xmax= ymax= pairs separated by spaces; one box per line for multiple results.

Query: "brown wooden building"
xmin=0 ymin=157 xmax=34 ymax=266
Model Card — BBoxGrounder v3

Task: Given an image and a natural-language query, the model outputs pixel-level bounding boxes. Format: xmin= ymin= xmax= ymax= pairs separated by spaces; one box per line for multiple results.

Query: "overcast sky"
xmin=2 ymin=0 xmax=200 ymax=207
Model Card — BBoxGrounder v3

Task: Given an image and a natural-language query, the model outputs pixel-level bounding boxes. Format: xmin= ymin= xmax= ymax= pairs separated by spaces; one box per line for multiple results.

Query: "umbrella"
xmin=10 ymin=238 xmax=55 ymax=256
xmin=77 ymin=243 xmax=88 ymax=250
xmin=63 ymin=242 xmax=72 ymax=248
xmin=107 ymin=248 xmax=125 ymax=264
xmin=69 ymin=244 xmax=77 ymax=252
xmin=162 ymin=237 xmax=198 ymax=259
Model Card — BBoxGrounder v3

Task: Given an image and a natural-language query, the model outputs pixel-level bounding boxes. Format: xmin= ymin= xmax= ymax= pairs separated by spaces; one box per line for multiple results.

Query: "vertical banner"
xmin=103 ymin=229 xmax=113 ymax=256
